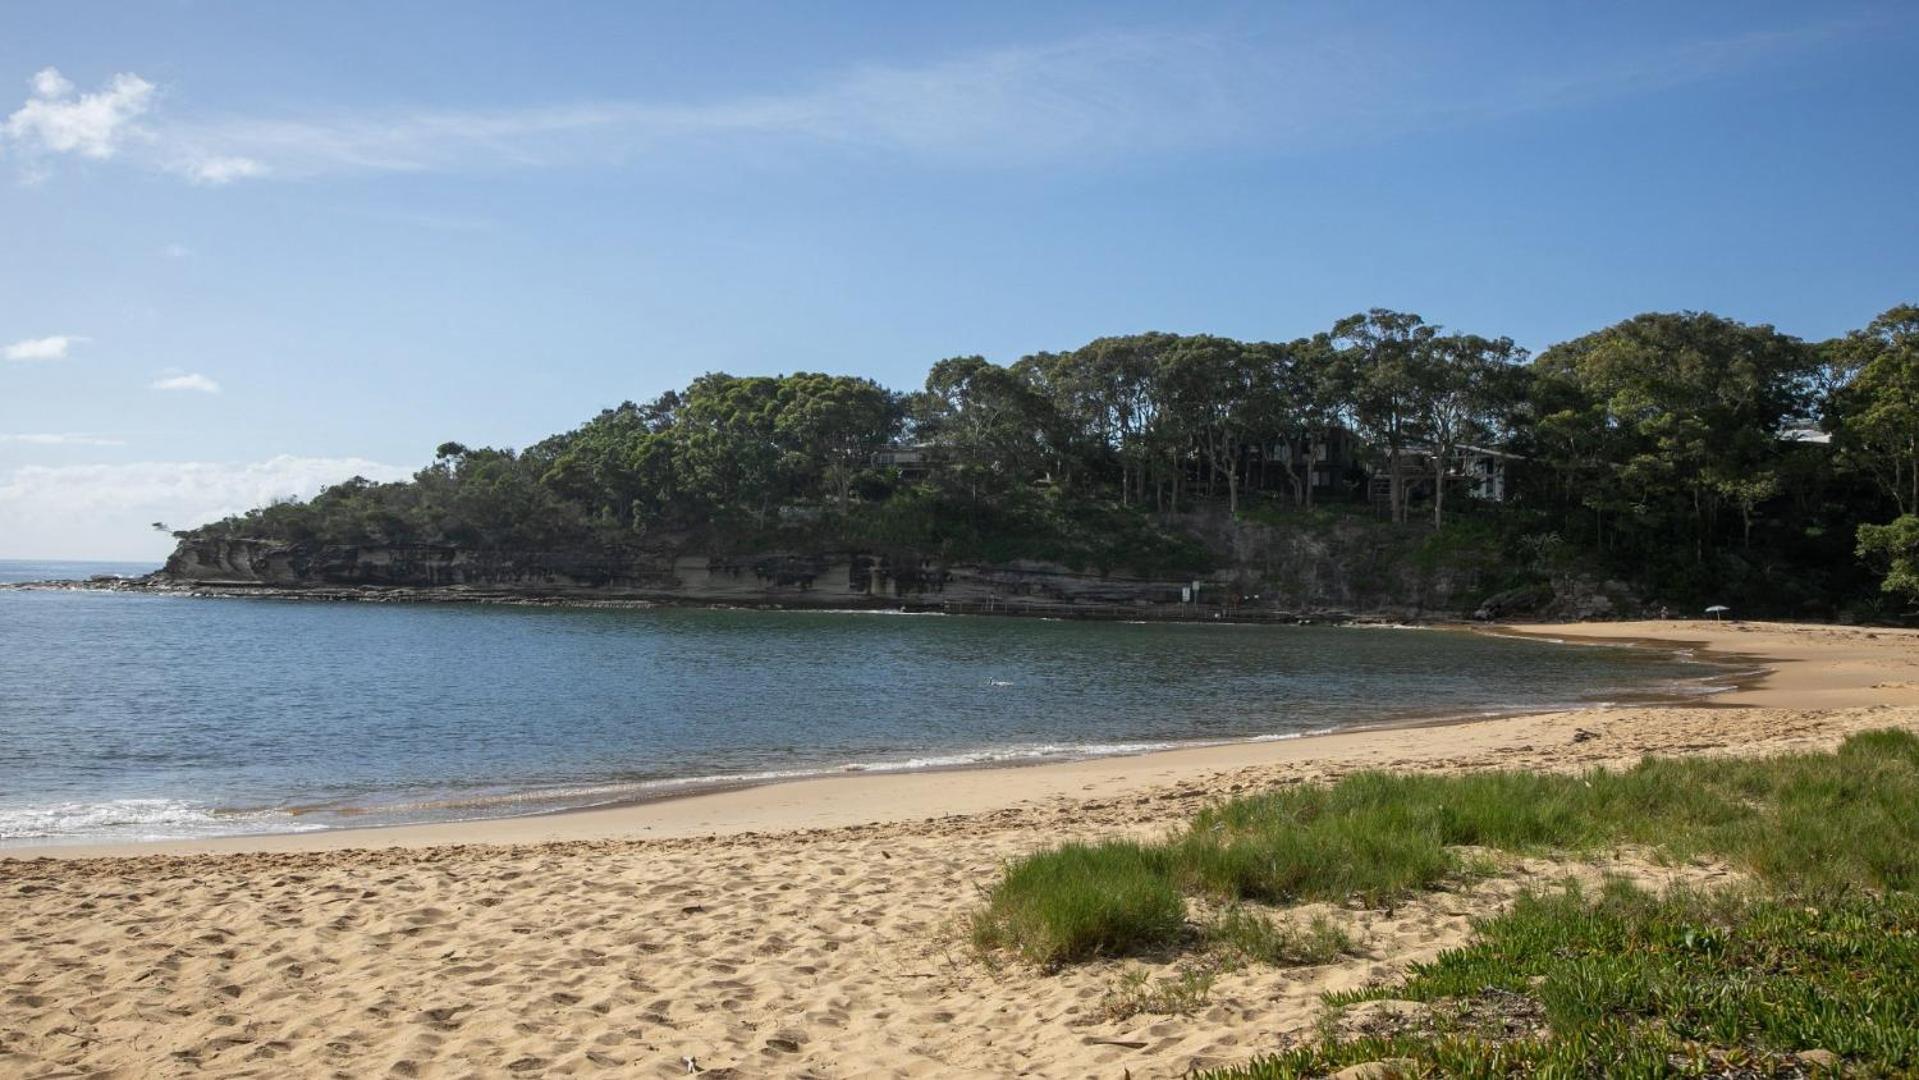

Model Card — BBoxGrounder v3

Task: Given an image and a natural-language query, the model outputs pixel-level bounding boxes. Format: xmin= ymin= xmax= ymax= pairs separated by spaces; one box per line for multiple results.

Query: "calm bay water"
xmin=0 ymin=559 xmax=1728 ymax=845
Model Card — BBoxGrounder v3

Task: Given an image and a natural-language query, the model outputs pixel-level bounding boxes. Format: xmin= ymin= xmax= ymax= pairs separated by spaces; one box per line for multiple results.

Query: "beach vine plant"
xmin=971 ymin=729 xmax=1919 ymax=1074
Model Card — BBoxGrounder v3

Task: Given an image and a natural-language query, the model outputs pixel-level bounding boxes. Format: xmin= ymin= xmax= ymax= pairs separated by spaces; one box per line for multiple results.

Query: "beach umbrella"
xmin=1705 ymin=605 xmax=1730 ymax=621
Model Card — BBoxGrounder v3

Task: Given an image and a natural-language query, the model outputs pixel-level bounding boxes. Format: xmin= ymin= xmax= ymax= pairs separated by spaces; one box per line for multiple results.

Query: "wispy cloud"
xmin=4 ymin=334 xmax=86 ymax=362
xmin=149 ymin=371 xmax=221 ymax=394
xmin=0 ymin=455 xmax=411 ymax=558
xmin=143 ymin=30 xmax=1247 ymax=179
xmin=6 ymin=16 xmax=1872 ymax=185
xmin=0 ymin=433 xmax=126 ymax=446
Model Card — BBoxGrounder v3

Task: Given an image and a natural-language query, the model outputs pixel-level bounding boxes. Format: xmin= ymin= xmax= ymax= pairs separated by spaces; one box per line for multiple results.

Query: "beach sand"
xmin=4 ymin=620 xmax=1918 ymax=1077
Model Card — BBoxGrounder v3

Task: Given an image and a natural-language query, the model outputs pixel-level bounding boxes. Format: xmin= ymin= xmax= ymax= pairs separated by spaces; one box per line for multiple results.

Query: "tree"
xmin=675 ymin=374 xmax=787 ymax=525
xmin=1410 ymin=333 xmax=1526 ymax=527
xmin=1857 ymin=515 xmax=1919 ymax=603
xmin=1532 ymin=312 xmax=1816 ymax=562
xmin=1336 ymin=309 xmax=1435 ymax=524
xmin=773 ymin=373 xmax=901 ymax=511
xmin=1049 ymin=334 xmax=1178 ymax=506
xmin=1831 ymin=304 xmax=1919 ymax=516
xmin=916 ymin=356 xmax=1053 ymax=507
xmin=1156 ymin=336 xmax=1273 ymax=514
xmin=1269 ymin=334 xmax=1343 ymax=509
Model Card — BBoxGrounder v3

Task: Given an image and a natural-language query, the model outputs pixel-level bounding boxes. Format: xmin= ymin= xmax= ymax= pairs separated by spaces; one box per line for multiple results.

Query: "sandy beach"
xmin=5 ymin=619 xmax=1918 ymax=1078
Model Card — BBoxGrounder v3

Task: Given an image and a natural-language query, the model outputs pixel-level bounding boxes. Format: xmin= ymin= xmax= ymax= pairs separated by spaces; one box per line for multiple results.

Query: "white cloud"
xmin=30 ymin=67 xmax=73 ymax=100
xmin=4 ymin=67 xmax=154 ymax=161
xmin=149 ymin=371 xmax=221 ymax=394
xmin=169 ymin=152 xmax=267 ymax=185
xmin=0 ymin=455 xmax=412 ymax=559
xmin=4 ymin=334 xmax=86 ymax=362
xmin=0 ymin=433 xmax=126 ymax=446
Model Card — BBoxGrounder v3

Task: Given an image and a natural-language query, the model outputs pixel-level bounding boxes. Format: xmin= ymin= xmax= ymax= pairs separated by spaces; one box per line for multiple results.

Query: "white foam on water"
xmin=774 ymin=608 xmax=949 ymax=617
xmin=0 ymin=798 xmax=325 ymax=844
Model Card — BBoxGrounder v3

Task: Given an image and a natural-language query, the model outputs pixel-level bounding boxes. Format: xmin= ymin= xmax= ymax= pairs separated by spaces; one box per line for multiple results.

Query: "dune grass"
xmin=967 ymin=840 xmax=1185 ymax=968
xmin=970 ymin=729 xmax=1919 ymax=969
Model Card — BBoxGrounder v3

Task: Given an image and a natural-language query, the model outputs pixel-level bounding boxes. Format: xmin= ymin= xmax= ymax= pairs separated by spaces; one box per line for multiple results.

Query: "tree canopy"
xmin=185 ymin=304 xmax=1919 ymax=617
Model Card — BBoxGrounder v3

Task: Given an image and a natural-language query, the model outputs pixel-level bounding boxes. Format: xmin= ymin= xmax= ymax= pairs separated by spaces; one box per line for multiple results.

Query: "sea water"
xmin=0 ymin=560 xmax=1729 ymax=844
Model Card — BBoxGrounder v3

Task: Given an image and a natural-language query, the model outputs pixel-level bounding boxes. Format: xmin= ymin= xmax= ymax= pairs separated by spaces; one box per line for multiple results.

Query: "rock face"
xmin=161 ymin=536 xmax=674 ymax=592
xmin=158 ymin=537 xmax=1207 ymax=611
xmin=156 ymin=511 xmax=1563 ymax=617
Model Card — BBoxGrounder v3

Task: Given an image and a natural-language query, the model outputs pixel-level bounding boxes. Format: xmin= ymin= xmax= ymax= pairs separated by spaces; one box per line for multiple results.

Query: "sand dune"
xmin=4 ymin=620 xmax=1918 ymax=1077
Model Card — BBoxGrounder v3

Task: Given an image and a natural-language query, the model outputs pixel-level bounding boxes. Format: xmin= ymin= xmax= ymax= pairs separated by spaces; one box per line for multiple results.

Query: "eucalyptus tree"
xmin=917 ymin=355 xmax=1054 ymax=508
xmin=1067 ymin=334 xmax=1178 ymax=506
xmin=1533 ymin=312 xmax=1816 ymax=562
xmin=773 ymin=373 xmax=902 ymax=512
xmin=1336 ymin=309 xmax=1436 ymax=524
xmin=1831 ymin=305 xmax=1919 ymax=517
xmin=675 ymin=373 xmax=787 ymax=525
xmin=1410 ymin=333 xmax=1527 ymax=527
xmin=1157 ymin=335 xmax=1270 ymax=514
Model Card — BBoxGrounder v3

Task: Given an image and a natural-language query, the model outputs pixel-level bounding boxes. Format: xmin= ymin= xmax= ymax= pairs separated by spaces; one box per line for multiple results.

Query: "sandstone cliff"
xmin=156 ymin=510 xmax=1584 ymax=618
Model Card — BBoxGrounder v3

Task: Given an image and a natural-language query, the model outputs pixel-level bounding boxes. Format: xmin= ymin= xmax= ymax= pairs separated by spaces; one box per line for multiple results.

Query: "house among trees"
xmin=1376 ymin=442 xmax=1520 ymax=509
xmin=870 ymin=442 xmax=934 ymax=482
xmin=1251 ymin=428 xmax=1363 ymax=502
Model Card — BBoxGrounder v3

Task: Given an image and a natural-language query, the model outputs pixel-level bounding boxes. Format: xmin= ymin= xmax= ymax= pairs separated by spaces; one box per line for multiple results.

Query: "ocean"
xmin=0 ymin=559 xmax=1730 ymax=845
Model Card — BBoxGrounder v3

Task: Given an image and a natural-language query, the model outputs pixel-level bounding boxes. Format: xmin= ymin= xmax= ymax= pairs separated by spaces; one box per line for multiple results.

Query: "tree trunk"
xmin=1388 ymin=447 xmax=1405 ymax=524
xmin=1305 ymin=436 xmax=1316 ymax=510
xmin=1433 ymin=444 xmax=1447 ymax=529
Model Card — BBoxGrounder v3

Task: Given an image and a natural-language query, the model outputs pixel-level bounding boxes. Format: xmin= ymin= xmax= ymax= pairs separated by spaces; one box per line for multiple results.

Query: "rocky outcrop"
xmin=1472 ymin=577 xmax=1642 ymax=621
xmin=161 ymin=537 xmax=678 ymax=592
xmin=152 ymin=513 xmax=1574 ymax=618
xmin=156 ymin=537 xmax=1210 ymax=611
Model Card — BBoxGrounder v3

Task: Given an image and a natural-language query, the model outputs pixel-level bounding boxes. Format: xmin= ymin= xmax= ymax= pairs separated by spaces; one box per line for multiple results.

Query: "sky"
xmin=2 ymin=1 xmax=1916 ymax=559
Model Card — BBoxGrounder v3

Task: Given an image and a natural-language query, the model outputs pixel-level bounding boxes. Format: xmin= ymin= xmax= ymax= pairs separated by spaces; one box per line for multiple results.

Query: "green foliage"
xmin=1830 ymin=304 xmax=1919 ymax=517
xmin=1206 ymin=881 xmax=1915 ymax=1077
xmin=181 ymin=304 xmax=1919 ymax=612
xmin=1858 ymin=514 xmax=1919 ymax=601
xmin=1324 ymin=882 xmax=1919 ymax=1064
xmin=1195 ymin=884 xmax=1918 ymax=1078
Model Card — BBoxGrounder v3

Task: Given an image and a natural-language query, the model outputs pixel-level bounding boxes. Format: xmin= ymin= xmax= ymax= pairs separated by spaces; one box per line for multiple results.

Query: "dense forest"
xmin=184 ymin=305 xmax=1919 ymax=619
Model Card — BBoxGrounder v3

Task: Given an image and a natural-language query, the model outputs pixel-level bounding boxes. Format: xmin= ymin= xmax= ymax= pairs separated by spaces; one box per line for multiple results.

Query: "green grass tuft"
xmin=1101 ymin=965 xmax=1218 ymax=1021
xmin=1204 ymin=906 xmax=1354 ymax=968
xmin=969 ymin=840 xmax=1185 ymax=967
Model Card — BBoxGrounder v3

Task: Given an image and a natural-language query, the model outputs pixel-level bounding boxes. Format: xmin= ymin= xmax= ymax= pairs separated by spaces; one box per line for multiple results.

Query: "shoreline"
xmin=1 ymin=572 xmax=1470 ymax=625
xmin=0 ymin=621 xmax=1834 ymax=861
xmin=7 ymin=620 xmax=1918 ymax=1078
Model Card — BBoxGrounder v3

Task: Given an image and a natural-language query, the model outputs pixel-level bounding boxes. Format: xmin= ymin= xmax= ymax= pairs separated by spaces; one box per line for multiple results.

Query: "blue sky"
xmin=2 ymin=1 xmax=1916 ymax=558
